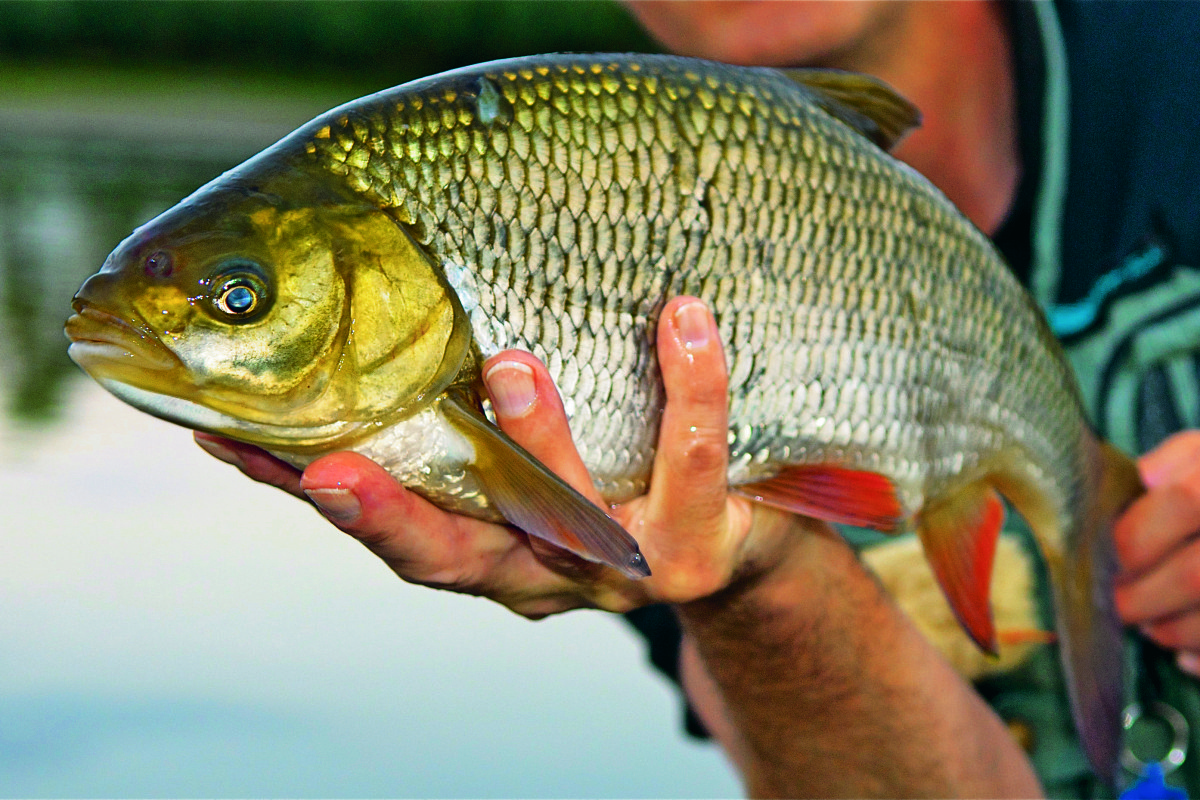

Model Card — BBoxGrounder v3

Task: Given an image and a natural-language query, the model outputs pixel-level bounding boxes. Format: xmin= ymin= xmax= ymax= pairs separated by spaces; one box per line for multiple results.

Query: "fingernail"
xmin=304 ymin=488 xmax=362 ymax=524
xmin=674 ymin=301 xmax=710 ymax=350
xmin=196 ymin=435 xmax=244 ymax=468
xmin=485 ymin=361 xmax=536 ymax=418
xmin=1179 ymin=652 xmax=1200 ymax=677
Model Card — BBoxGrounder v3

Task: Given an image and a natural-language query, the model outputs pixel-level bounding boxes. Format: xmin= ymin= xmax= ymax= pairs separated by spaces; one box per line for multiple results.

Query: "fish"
xmin=64 ymin=53 xmax=1142 ymax=782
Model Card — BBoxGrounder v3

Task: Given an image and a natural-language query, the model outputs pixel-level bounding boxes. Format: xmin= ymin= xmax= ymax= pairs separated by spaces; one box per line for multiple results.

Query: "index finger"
xmin=482 ymin=350 xmax=604 ymax=507
xmin=646 ymin=297 xmax=732 ymax=533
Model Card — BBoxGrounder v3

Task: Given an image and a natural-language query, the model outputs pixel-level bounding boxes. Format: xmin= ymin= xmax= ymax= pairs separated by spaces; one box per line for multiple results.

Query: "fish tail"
xmin=1050 ymin=437 xmax=1144 ymax=786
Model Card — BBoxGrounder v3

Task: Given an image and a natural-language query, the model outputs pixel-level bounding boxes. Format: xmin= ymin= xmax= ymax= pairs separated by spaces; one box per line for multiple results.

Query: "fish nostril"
xmin=143 ymin=250 xmax=174 ymax=279
xmin=72 ymin=271 xmax=124 ymax=314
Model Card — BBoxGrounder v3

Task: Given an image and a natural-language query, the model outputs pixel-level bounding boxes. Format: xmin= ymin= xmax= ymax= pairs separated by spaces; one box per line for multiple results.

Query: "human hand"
xmin=1114 ymin=430 xmax=1200 ymax=676
xmin=194 ymin=297 xmax=807 ymax=618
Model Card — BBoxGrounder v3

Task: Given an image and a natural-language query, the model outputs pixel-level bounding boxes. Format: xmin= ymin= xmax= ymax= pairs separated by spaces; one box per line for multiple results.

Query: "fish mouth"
xmin=64 ymin=304 xmax=179 ymax=374
xmin=65 ymin=303 xmax=369 ymax=451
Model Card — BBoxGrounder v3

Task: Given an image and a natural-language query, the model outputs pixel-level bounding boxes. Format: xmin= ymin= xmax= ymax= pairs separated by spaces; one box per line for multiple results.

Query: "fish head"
xmin=66 ymin=157 xmax=471 ymax=452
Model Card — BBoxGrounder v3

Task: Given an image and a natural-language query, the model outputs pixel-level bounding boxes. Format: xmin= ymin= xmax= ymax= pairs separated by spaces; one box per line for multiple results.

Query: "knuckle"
xmin=1114 ymin=586 xmax=1138 ymax=623
xmin=677 ymin=373 xmax=728 ymax=410
xmin=600 ymin=594 xmax=639 ymax=614
xmin=347 ymin=524 xmax=396 ymax=552
xmin=586 ymin=583 xmax=640 ymax=613
xmin=674 ymin=431 xmax=728 ymax=478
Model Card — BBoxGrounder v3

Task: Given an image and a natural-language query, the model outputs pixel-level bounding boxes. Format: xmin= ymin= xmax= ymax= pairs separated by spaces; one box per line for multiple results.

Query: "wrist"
xmin=671 ymin=517 xmax=1045 ymax=798
xmin=678 ymin=513 xmax=880 ymax=635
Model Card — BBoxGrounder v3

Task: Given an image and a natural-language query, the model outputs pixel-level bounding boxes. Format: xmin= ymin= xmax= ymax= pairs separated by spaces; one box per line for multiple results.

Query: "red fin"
xmin=734 ymin=465 xmax=904 ymax=531
xmin=916 ymin=484 xmax=1004 ymax=656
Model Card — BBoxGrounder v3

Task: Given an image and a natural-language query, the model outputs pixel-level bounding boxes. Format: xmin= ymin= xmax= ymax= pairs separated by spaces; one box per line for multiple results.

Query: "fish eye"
xmin=208 ymin=261 xmax=271 ymax=322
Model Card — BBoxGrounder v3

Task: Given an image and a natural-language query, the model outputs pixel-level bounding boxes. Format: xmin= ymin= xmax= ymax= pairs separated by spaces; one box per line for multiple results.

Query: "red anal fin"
xmin=734 ymin=465 xmax=904 ymax=532
xmin=916 ymin=484 xmax=1005 ymax=656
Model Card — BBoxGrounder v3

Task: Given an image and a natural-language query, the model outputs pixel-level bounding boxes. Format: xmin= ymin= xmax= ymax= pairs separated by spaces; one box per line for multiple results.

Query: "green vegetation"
xmin=0 ymin=1 xmax=659 ymax=88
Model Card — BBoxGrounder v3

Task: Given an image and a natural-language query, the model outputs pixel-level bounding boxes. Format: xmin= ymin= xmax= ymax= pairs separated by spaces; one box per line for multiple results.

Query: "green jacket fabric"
xmin=1000 ymin=1 xmax=1200 ymax=793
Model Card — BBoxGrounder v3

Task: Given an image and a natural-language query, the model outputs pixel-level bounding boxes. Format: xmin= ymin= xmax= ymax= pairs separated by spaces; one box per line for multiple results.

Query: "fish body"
xmin=65 ymin=54 xmax=1141 ymax=781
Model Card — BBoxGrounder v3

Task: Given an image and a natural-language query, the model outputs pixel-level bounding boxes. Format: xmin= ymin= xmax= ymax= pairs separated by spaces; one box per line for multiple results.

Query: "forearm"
xmin=676 ymin=521 xmax=1043 ymax=799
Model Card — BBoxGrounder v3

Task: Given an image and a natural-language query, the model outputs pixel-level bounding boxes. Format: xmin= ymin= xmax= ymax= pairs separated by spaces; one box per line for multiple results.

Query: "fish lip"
xmin=64 ymin=304 xmax=178 ymax=372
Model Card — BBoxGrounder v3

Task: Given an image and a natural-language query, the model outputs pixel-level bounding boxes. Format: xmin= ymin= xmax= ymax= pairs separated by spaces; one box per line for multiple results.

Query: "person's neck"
xmin=820 ymin=2 xmax=1020 ymax=235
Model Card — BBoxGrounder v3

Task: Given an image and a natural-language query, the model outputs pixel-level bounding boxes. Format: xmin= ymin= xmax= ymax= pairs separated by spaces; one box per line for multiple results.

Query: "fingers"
xmin=299 ymin=451 xmax=582 ymax=611
xmin=1128 ymin=432 xmax=1200 ymax=674
xmin=297 ymin=352 xmax=622 ymax=609
xmin=1116 ymin=536 xmax=1200 ymax=625
xmin=1179 ymin=653 xmax=1200 ymax=678
xmin=192 ymin=354 xmax=636 ymax=613
xmin=648 ymin=297 xmax=733 ymax=531
xmin=1113 ymin=465 xmax=1200 ymax=577
xmin=481 ymin=350 xmax=624 ymax=582
xmin=1141 ymin=609 xmax=1200 ymax=654
xmin=195 ymin=426 xmax=582 ymax=608
xmin=482 ymin=351 xmax=603 ymax=506
xmin=194 ymin=432 xmax=304 ymax=498
xmin=639 ymin=297 xmax=755 ymax=599
xmin=300 ymin=452 xmax=502 ymax=577
xmin=191 ymin=301 xmax=751 ymax=611
xmin=1114 ymin=432 xmax=1200 ymax=632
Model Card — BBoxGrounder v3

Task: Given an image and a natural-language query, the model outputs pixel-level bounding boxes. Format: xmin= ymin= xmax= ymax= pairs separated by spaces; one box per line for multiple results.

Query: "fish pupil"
xmin=208 ymin=260 xmax=270 ymax=321
xmin=223 ymin=286 xmax=256 ymax=313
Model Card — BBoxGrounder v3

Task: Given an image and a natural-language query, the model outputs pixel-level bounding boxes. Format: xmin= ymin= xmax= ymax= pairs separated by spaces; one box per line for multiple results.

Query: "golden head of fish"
xmin=65 ymin=156 xmax=472 ymax=454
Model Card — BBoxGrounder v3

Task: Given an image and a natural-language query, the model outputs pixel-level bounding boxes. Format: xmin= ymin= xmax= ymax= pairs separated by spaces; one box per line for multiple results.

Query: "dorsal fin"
xmin=783 ymin=69 xmax=921 ymax=151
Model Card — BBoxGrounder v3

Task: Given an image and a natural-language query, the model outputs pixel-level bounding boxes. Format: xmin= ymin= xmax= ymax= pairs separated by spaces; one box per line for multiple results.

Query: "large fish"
xmin=65 ymin=54 xmax=1141 ymax=781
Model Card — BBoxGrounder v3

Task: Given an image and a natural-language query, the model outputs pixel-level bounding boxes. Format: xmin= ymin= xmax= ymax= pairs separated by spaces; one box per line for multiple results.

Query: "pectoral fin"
xmin=915 ymin=483 xmax=1005 ymax=656
xmin=734 ymin=464 xmax=904 ymax=531
xmin=441 ymin=394 xmax=650 ymax=579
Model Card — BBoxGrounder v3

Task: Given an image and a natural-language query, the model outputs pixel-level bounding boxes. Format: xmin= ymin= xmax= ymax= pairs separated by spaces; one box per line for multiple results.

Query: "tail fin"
xmin=1051 ymin=440 xmax=1144 ymax=786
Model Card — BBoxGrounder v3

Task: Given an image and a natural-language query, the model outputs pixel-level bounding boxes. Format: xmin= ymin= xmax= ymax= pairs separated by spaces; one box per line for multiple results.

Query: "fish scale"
xmin=315 ymin=56 xmax=1073 ymax=515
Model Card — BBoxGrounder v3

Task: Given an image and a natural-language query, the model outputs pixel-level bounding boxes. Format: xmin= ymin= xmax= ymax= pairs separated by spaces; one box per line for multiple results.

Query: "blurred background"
xmin=0 ymin=2 xmax=741 ymax=796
